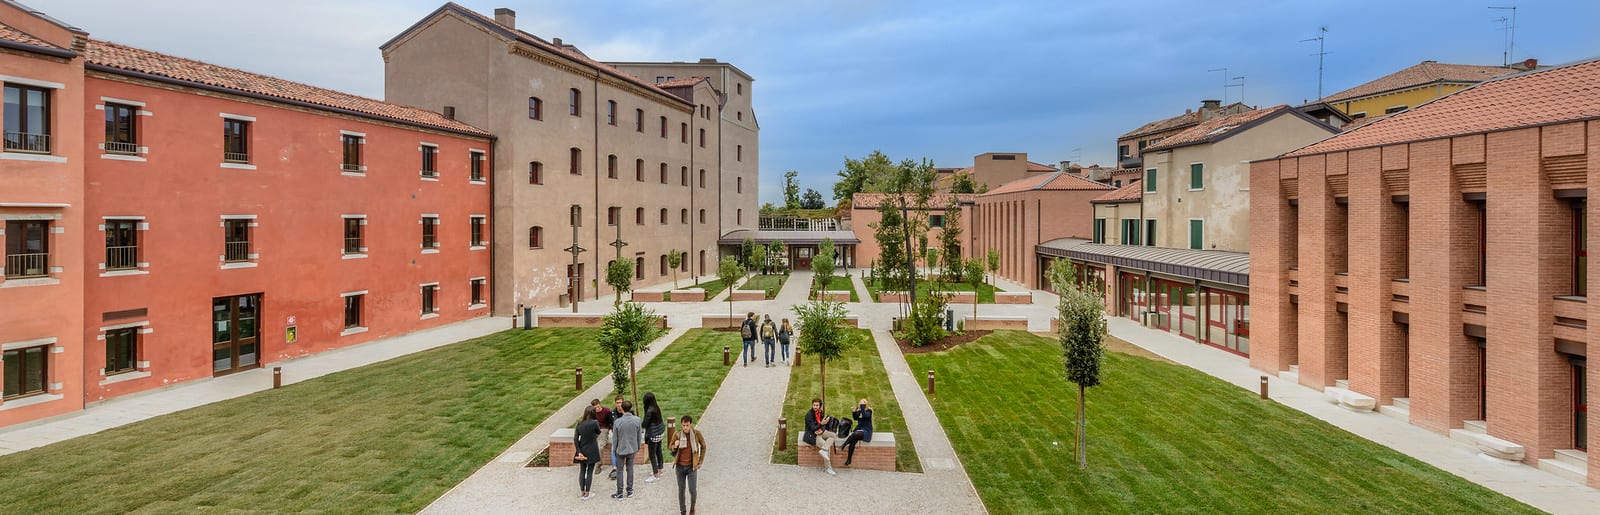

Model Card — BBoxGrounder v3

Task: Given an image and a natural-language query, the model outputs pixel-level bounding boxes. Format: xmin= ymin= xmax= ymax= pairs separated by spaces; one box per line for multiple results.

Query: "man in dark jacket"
xmin=739 ymin=312 xmax=757 ymax=367
xmin=803 ymin=398 xmax=838 ymax=475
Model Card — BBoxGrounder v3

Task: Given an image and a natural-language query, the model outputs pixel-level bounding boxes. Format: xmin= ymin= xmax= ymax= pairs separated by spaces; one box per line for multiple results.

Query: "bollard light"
xmin=576 ymin=367 xmax=584 ymax=391
xmin=778 ymin=417 xmax=788 ymax=451
xmin=723 ymin=346 xmax=730 ymax=366
xmin=273 ymin=367 xmax=282 ymax=389
xmin=927 ymin=370 xmax=936 ymax=394
xmin=1259 ymin=376 xmax=1269 ymax=399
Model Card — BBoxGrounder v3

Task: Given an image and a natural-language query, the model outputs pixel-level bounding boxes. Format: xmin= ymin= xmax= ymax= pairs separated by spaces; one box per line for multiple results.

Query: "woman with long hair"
xmin=778 ymin=318 xmax=795 ymax=365
xmin=839 ymin=398 xmax=875 ymax=466
xmin=642 ymin=391 xmax=667 ymax=482
xmin=575 ymin=407 xmax=601 ymax=499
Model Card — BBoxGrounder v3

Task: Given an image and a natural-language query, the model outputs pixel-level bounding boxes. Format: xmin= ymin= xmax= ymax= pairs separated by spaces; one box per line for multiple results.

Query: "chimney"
xmin=1059 ymin=160 xmax=1070 ymax=171
xmin=1511 ymin=58 xmax=1538 ymax=71
xmin=494 ymin=8 xmax=516 ymax=29
xmin=552 ymin=38 xmax=564 ymax=47
xmin=698 ymin=58 xmax=717 ymax=64
xmin=1199 ymin=99 xmax=1222 ymax=121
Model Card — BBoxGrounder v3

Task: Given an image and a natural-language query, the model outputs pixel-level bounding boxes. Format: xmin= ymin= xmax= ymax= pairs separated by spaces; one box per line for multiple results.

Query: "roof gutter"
xmin=84 ymin=63 xmax=493 ymax=140
xmin=0 ymin=39 xmax=75 ymax=59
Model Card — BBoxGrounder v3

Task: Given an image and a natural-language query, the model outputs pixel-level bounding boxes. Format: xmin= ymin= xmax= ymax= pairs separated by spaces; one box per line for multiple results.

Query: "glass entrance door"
xmin=212 ymin=294 xmax=261 ymax=375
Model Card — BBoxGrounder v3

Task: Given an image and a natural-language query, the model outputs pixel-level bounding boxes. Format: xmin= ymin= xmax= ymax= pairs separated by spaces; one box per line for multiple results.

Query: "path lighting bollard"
xmin=511 ymin=315 xmax=517 ymax=329
xmin=1259 ymin=376 xmax=1269 ymax=399
xmin=723 ymin=346 xmax=731 ymax=366
xmin=927 ymin=370 xmax=936 ymax=394
xmin=576 ymin=367 xmax=584 ymax=391
xmin=778 ymin=418 xmax=788 ymax=451
xmin=273 ymin=367 xmax=282 ymax=389
xmin=794 ymin=351 xmax=800 ymax=367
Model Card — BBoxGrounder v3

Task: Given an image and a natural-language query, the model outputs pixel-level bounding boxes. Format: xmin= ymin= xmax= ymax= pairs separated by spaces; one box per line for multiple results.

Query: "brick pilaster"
xmin=1297 ymin=154 xmax=1343 ymax=389
xmin=1408 ymin=138 xmax=1474 ymax=432
xmin=1249 ymin=159 xmax=1289 ymax=373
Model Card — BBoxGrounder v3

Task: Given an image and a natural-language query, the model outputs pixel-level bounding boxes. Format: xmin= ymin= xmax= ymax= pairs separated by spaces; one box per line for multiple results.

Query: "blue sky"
xmin=45 ymin=1 xmax=1600 ymax=204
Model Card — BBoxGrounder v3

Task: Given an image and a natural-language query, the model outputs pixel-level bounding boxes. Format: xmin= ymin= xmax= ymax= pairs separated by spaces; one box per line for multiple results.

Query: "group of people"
xmin=739 ymin=312 xmax=794 ymax=367
xmin=573 ymin=394 xmax=706 ymax=515
xmin=804 ymin=397 xmax=875 ymax=476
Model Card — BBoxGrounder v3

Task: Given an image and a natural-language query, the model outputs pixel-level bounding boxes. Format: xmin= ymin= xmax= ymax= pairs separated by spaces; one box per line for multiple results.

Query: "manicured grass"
xmin=738 ymin=273 xmax=789 ymax=299
xmin=632 ymin=329 xmax=740 ymax=423
xmin=869 ymin=279 xmax=1002 ymax=303
xmin=810 ymin=275 xmax=859 ymax=302
xmin=772 ymin=329 xmax=922 ymax=472
xmin=0 ymin=328 xmax=610 ymax=513
xmin=689 ymin=278 xmax=731 ymax=300
xmin=904 ymin=331 xmax=1540 ymax=514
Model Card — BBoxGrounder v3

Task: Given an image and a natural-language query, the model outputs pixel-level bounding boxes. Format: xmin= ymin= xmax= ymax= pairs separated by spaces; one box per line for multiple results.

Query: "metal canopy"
xmin=717 ymin=229 xmax=860 ymax=246
xmin=1036 ymin=238 xmax=1250 ymax=287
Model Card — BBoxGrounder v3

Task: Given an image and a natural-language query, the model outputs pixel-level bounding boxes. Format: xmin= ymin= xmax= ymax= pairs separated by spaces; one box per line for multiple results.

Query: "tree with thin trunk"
xmin=598 ymin=302 xmax=662 ymax=408
xmin=965 ymin=258 xmax=985 ymax=321
xmin=1046 ymin=258 xmax=1105 ymax=469
xmin=812 ymin=238 xmax=836 ymax=298
xmin=668 ymin=250 xmax=683 ymax=289
xmin=606 ymin=259 xmax=634 ymax=307
xmin=986 ymin=248 xmax=1001 ymax=290
xmin=791 ymin=300 xmax=857 ymax=402
xmin=718 ymin=256 xmax=745 ymax=326
xmin=749 ymin=245 xmax=768 ymax=279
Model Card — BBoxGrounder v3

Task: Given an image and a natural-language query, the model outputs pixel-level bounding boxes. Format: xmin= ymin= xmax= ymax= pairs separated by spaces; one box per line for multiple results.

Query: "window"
xmin=660 ymin=116 xmax=668 ymax=138
xmin=344 ymin=294 xmax=362 ymax=329
xmin=698 ymin=128 xmax=705 ymax=147
xmin=421 ymin=216 xmax=438 ymax=249
xmin=635 ymin=159 xmax=645 ymax=182
xmin=737 ymin=83 xmax=743 ymax=95
xmin=570 ymin=205 xmax=581 ymax=227
xmin=607 ymin=155 xmax=618 ymax=179
xmin=1385 ymin=105 xmax=1408 ymax=115
xmin=699 ymin=169 xmax=706 ymax=188
xmin=1144 ymin=168 xmax=1157 ymax=193
xmin=470 ymin=151 xmax=485 ymax=181
xmin=1351 ymin=112 xmax=1367 ymax=119
xmin=105 ymin=103 xmax=138 ymax=154
xmin=680 ymin=167 xmax=688 ymax=186
xmin=421 ymin=284 xmax=438 ymax=314
xmin=105 ymin=219 xmax=139 ymax=271
xmin=635 ymin=257 xmax=644 ymax=280
xmin=222 ymin=119 xmax=249 ymax=163
xmin=569 ymin=147 xmax=581 ymax=175
xmin=737 ymin=111 xmax=742 ymax=121
xmin=737 ymin=209 xmax=743 ymax=225
xmin=471 ymin=278 xmax=485 ymax=306
xmin=3 ymin=84 xmax=51 ymax=153
xmin=1189 ymin=163 xmax=1204 ymax=190
xmin=680 ymin=123 xmax=687 ymax=143
xmin=1395 ymin=198 xmax=1410 ymax=279
xmin=930 ymin=214 xmax=945 ymax=228
xmin=660 ymin=254 xmax=668 ymax=275
xmin=1114 ymin=180 xmax=1122 ymax=188
xmin=635 ymin=109 xmax=644 ymax=132
xmin=528 ymin=97 xmax=542 ymax=120
xmin=1469 ymin=198 xmax=1486 ymax=286
xmin=223 ymin=219 xmax=250 ymax=262
xmin=737 ymin=177 xmax=743 ymax=193
xmin=659 ymin=208 xmax=668 ymax=224
xmin=341 ymin=134 xmax=363 ymax=172
xmin=1576 ymin=360 xmax=1588 ymax=451
xmin=1138 ymin=140 xmax=1148 ymax=151
xmin=680 ymin=209 xmax=688 ymax=224
xmin=1574 ymin=199 xmax=1587 ymax=297
xmin=420 ymin=145 xmax=437 ymax=177
xmin=3 ymin=344 xmax=49 ymax=399
xmin=606 ymin=100 xmax=617 ymax=125
xmin=569 ymin=88 xmax=581 ymax=116
xmin=635 ymin=207 xmax=645 ymax=225
xmin=737 ymin=145 xmax=743 ymax=161
xmin=470 ymin=216 xmax=486 ymax=247
xmin=1118 ymin=144 xmax=1129 ymax=159
xmin=343 ymin=218 xmax=363 ymax=254
xmin=528 ymin=226 xmax=543 ymax=248
xmin=1092 ymin=218 xmax=1106 ymax=244
xmin=529 ymin=161 xmax=543 ymax=184
xmin=105 ymin=327 xmax=137 ymax=375
xmin=699 ymin=209 xmax=706 ymax=224
xmin=1121 ymin=219 xmax=1140 ymax=245
xmin=659 ymin=163 xmax=668 ymax=184
xmin=1189 ymin=219 xmax=1204 ymax=249
xmin=1145 ymin=220 xmax=1157 ymax=246
xmin=608 ymin=207 xmax=621 ymax=226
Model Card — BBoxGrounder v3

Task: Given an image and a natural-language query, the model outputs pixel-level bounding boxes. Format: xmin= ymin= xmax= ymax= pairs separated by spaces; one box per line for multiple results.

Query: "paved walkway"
xmin=0 ymin=316 xmax=508 ymax=456
xmin=428 ymin=270 xmax=987 ymax=513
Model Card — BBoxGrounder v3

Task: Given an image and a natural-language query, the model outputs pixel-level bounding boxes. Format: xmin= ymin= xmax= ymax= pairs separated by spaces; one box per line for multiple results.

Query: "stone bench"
xmin=877 ymin=291 xmax=910 ymax=303
xmin=796 ymin=432 xmax=896 ymax=472
xmin=945 ymin=291 xmax=977 ymax=304
xmin=965 ymin=315 xmax=1028 ymax=330
xmin=1321 ymin=386 xmax=1376 ymax=412
xmin=702 ymin=314 xmax=742 ymax=329
xmin=730 ymin=290 xmax=767 ymax=301
xmin=994 ymin=292 xmax=1032 ymax=304
xmin=632 ymin=291 xmax=667 ymax=302
xmin=539 ymin=313 xmax=666 ymax=329
xmin=818 ymin=290 xmax=851 ymax=302
xmin=548 ymin=427 xmax=610 ymax=468
xmin=668 ymin=289 xmax=706 ymax=302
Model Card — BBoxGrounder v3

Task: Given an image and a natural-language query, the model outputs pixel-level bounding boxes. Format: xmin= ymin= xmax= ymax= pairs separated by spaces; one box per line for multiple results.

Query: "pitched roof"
xmin=1144 ymin=105 xmax=1333 ymax=152
xmin=1320 ymin=61 xmax=1516 ymax=104
xmin=1119 ymin=102 xmax=1251 ymax=139
xmin=0 ymin=20 xmax=57 ymax=50
xmin=1286 ymin=58 xmax=1600 ymax=157
xmin=656 ymin=77 xmax=706 ymax=89
xmin=1026 ymin=161 xmax=1057 ymax=172
xmin=82 ymin=39 xmax=489 ymax=137
xmin=1091 ymin=179 xmax=1143 ymax=204
xmin=981 ymin=171 xmax=1113 ymax=196
xmin=851 ymin=193 xmax=974 ymax=209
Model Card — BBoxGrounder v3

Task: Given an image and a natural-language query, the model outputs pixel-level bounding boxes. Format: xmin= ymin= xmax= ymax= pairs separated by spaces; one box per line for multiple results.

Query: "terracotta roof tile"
xmin=851 ymin=193 xmax=974 ymax=209
xmin=1321 ymin=61 xmax=1516 ymax=104
xmin=1119 ymin=102 xmax=1252 ymax=139
xmin=1026 ymin=161 xmax=1057 ymax=172
xmin=981 ymin=171 xmax=1113 ymax=196
xmin=0 ymin=21 xmax=58 ymax=50
xmin=83 ymin=39 xmax=488 ymax=137
xmin=656 ymin=77 xmax=706 ymax=89
xmin=1144 ymin=105 xmax=1309 ymax=151
xmin=1287 ymin=58 xmax=1600 ymax=157
xmin=1092 ymin=179 xmax=1143 ymax=203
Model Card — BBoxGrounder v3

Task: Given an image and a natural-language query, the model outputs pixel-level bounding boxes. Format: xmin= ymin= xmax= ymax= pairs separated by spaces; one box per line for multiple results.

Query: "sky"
xmin=40 ymin=0 xmax=1600 ymax=204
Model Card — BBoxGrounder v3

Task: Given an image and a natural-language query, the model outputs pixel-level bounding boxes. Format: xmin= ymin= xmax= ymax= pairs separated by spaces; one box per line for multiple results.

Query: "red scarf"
xmin=814 ymin=409 xmax=824 ymax=424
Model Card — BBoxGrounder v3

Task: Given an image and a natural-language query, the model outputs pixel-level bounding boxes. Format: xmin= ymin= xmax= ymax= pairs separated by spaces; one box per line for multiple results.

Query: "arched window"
xmin=737 ymin=145 xmax=743 ymax=161
xmin=528 ymin=226 xmax=543 ymax=248
xmin=699 ymin=209 xmax=706 ymax=224
xmin=680 ymin=123 xmax=688 ymax=143
xmin=529 ymin=161 xmax=543 ymax=184
xmin=606 ymin=100 xmax=617 ymax=125
xmin=659 ymin=208 xmax=668 ymax=224
xmin=698 ymin=128 xmax=705 ymax=147
xmin=737 ymin=177 xmax=742 ymax=193
xmin=699 ymin=169 xmax=706 ymax=188
xmin=634 ymin=257 xmax=644 ymax=280
xmin=635 ymin=207 xmax=644 ymax=225
xmin=569 ymin=147 xmax=581 ymax=175
xmin=635 ymin=159 xmax=645 ymax=182
xmin=607 ymin=155 xmax=617 ymax=179
xmin=659 ymin=163 xmax=668 ymax=184
xmin=660 ymin=255 xmax=668 ymax=275
xmin=680 ymin=209 xmax=688 ymax=224
xmin=635 ymin=109 xmax=644 ymax=132
xmin=659 ymin=116 xmax=668 ymax=138
xmin=680 ymin=166 xmax=688 ymax=186
xmin=528 ymin=97 xmax=542 ymax=120
xmin=569 ymin=88 xmax=581 ymax=116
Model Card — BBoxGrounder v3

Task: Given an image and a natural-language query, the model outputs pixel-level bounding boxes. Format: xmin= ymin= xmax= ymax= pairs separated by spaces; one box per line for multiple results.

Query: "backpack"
xmin=836 ymin=417 xmax=853 ymax=436
xmin=761 ymin=322 xmax=776 ymax=339
xmin=740 ymin=320 xmax=755 ymax=340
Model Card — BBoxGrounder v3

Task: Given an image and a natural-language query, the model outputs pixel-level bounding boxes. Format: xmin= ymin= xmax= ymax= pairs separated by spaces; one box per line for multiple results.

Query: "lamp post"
xmin=564 ymin=224 xmax=587 ymax=313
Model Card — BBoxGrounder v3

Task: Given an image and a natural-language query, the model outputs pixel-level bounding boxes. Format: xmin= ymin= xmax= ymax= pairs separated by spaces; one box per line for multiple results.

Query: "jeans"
xmin=762 ymin=338 xmax=776 ymax=364
xmin=614 ymin=452 xmax=636 ymax=495
xmin=577 ymin=459 xmax=597 ymax=493
xmin=647 ymin=439 xmax=664 ymax=475
xmin=781 ymin=343 xmax=790 ymax=361
xmin=675 ymin=464 xmax=697 ymax=514
xmin=742 ymin=339 xmax=755 ymax=364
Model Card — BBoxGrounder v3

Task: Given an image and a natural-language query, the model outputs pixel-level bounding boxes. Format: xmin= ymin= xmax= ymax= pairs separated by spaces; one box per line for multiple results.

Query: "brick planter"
xmin=994 ymin=292 xmax=1033 ymax=304
xmin=877 ymin=291 xmax=909 ymax=303
xmin=701 ymin=314 xmax=743 ymax=329
xmin=796 ymin=433 xmax=896 ymax=472
xmin=668 ymin=289 xmax=706 ymax=302
xmin=818 ymin=290 xmax=851 ymax=302
xmin=946 ymin=291 xmax=977 ymax=304
xmin=548 ymin=427 xmax=610 ymax=468
xmin=539 ymin=313 xmax=666 ymax=329
xmin=731 ymin=290 xmax=766 ymax=301
xmin=632 ymin=291 xmax=667 ymax=302
xmin=965 ymin=316 xmax=1028 ymax=330
xmin=842 ymin=316 xmax=860 ymax=328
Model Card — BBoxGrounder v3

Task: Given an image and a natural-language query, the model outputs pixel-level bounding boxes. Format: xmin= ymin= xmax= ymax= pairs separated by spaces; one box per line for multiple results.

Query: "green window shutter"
xmin=1189 ymin=219 xmax=1204 ymax=249
xmin=1190 ymin=163 xmax=1204 ymax=190
xmin=1145 ymin=169 xmax=1157 ymax=192
xmin=1093 ymin=219 xmax=1104 ymax=243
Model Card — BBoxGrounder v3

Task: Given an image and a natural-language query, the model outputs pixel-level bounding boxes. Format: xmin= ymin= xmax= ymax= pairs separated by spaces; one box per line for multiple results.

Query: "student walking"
xmin=574 ymin=408 xmax=602 ymax=500
xmin=670 ymin=415 xmax=707 ymax=515
xmin=739 ymin=312 xmax=758 ymax=367
xmin=777 ymin=318 xmax=794 ymax=365
xmin=610 ymin=400 xmax=643 ymax=499
xmin=760 ymin=315 xmax=778 ymax=367
xmin=839 ymin=398 xmax=875 ymax=466
xmin=642 ymin=392 xmax=666 ymax=482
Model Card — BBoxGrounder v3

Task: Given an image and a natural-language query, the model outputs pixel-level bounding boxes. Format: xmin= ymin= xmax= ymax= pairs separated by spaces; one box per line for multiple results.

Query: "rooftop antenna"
xmin=1300 ymin=26 xmax=1329 ymax=100
xmin=1226 ymin=76 xmax=1245 ymax=105
xmin=1489 ymin=5 xmax=1517 ymax=66
xmin=1207 ymin=68 xmax=1230 ymax=103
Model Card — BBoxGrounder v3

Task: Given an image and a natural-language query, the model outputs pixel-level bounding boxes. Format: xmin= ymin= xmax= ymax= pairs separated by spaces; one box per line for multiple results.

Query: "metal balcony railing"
xmin=4 ymin=132 xmax=50 ymax=153
xmin=4 ymin=253 xmax=49 ymax=278
xmin=421 ymin=169 xmax=438 ymax=178
xmin=343 ymin=237 xmax=362 ymax=254
xmin=341 ymin=163 xmax=362 ymax=173
xmin=105 ymin=141 xmax=139 ymax=155
xmin=223 ymin=151 xmax=250 ymax=163
xmin=106 ymin=246 xmax=138 ymax=270
xmin=224 ymin=241 xmax=250 ymax=262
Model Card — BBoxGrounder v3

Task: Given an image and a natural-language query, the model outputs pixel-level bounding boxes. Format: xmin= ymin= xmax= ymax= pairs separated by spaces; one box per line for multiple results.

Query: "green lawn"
xmin=869 ymin=279 xmax=1002 ymax=303
xmin=632 ymin=329 xmax=740 ymax=423
xmin=0 ymin=328 xmax=609 ymax=513
xmin=810 ymin=275 xmax=860 ymax=302
xmin=688 ymin=278 xmax=731 ymax=301
xmin=739 ymin=273 xmax=789 ymax=299
xmin=773 ymin=329 xmax=922 ymax=472
xmin=904 ymin=331 xmax=1540 ymax=514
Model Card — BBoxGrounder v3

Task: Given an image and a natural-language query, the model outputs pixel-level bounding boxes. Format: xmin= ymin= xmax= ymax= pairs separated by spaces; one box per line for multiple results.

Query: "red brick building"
xmin=0 ymin=3 xmax=493 ymax=426
xmin=971 ymin=171 xmax=1110 ymax=288
xmin=1252 ymin=58 xmax=1599 ymax=485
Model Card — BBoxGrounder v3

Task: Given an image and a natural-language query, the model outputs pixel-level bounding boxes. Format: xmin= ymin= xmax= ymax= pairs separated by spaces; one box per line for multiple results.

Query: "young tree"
xmin=949 ymin=170 xmax=980 ymax=194
xmin=812 ymin=238 xmax=836 ymax=296
xmin=872 ymin=203 xmax=908 ymax=294
xmin=925 ymin=248 xmax=940 ymax=281
xmin=791 ymin=300 xmax=858 ymax=402
xmin=598 ymin=302 xmax=663 ymax=407
xmin=606 ymin=258 xmax=634 ymax=307
xmin=986 ymin=248 xmax=1001 ymax=288
xmin=717 ymin=256 xmax=745 ymax=323
xmin=938 ymin=195 xmax=964 ymax=281
xmin=767 ymin=240 xmax=787 ymax=274
xmin=741 ymin=237 xmax=757 ymax=276
xmin=783 ymin=170 xmax=802 ymax=210
xmin=667 ymin=250 xmax=683 ymax=289
xmin=748 ymin=244 xmax=768 ymax=278
xmin=1046 ymin=259 xmax=1106 ymax=470
xmin=800 ymin=188 xmax=826 ymax=209
xmin=965 ymin=258 xmax=985 ymax=320
xmin=760 ymin=202 xmax=779 ymax=214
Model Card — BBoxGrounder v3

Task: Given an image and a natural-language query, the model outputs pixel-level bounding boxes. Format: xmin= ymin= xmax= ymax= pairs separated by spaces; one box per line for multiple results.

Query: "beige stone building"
xmin=381 ymin=5 xmax=757 ymax=311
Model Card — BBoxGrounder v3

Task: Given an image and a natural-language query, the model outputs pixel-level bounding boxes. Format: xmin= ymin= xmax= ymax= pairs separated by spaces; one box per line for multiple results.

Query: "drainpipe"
xmin=592 ymin=74 xmax=601 ymax=302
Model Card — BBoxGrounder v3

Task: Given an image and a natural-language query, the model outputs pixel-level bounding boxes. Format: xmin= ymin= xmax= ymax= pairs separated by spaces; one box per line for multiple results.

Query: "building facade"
xmin=848 ymin=193 xmax=974 ymax=270
xmin=382 ymin=5 xmax=757 ymax=312
xmin=971 ymin=172 xmax=1111 ymax=288
xmin=1117 ymin=100 xmax=1252 ymax=168
xmin=1317 ymin=60 xmax=1526 ymax=120
xmin=1253 ymin=59 xmax=1598 ymax=485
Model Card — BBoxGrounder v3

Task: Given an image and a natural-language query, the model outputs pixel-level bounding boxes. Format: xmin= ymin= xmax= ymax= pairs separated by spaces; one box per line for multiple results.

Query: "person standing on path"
xmin=574 ymin=408 xmax=602 ymax=500
xmin=642 ymin=392 xmax=667 ymax=483
xmin=610 ymin=400 xmax=643 ymax=499
xmin=591 ymin=399 xmax=613 ymax=475
xmin=669 ymin=415 xmax=707 ymax=515
xmin=777 ymin=318 xmax=794 ymax=365
xmin=740 ymin=312 xmax=757 ymax=367
xmin=608 ymin=396 xmax=625 ymax=479
xmin=839 ymin=398 xmax=874 ymax=466
xmin=760 ymin=315 xmax=778 ymax=367
xmin=803 ymin=398 xmax=839 ymax=476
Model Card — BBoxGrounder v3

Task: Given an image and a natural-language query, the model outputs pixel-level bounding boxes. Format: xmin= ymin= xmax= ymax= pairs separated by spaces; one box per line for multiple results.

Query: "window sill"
xmin=420 ymin=312 xmax=440 ymax=320
xmin=0 ymin=277 xmax=61 ymax=288
xmin=98 ymin=370 xmax=151 ymax=386
xmin=1554 ymin=295 xmax=1587 ymax=303
xmin=469 ymin=303 xmax=487 ymax=310
xmin=0 ymin=393 xmax=63 ymax=411
xmin=220 ymin=162 xmax=256 ymax=170
xmin=342 ymin=253 xmax=368 ymax=260
xmin=99 ymin=269 xmax=149 ymax=278
xmin=470 ymin=245 xmax=487 ymax=251
xmin=101 ymin=153 xmax=147 ymax=162
xmin=1464 ymin=285 xmax=1487 ymax=291
xmin=1188 ymin=188 xmax=1204 ymax=192
xmin=340 ymin=326 xmax=369 ymax=336
xmin=0 ymin=152 xmax=67 ymax=163
xmin=220 ymin=262 xmax=258 ymax=270
xmin=421 ymin=248 xmax=440 ymax=255
xmin=420 ymin=174 xmax=439 ymax=181
xmin=469 ymin=180 xmax=487 ymax=185
xmin=1392 ymin=278 xmax=1409 ymax=283
xmin=341 ymin=171 xmax=366 ymax=177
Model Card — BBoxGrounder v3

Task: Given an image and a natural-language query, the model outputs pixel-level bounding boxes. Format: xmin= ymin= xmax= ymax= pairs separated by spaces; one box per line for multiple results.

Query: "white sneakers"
xmin=819 ymin=450 xmax=836 ymax=475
